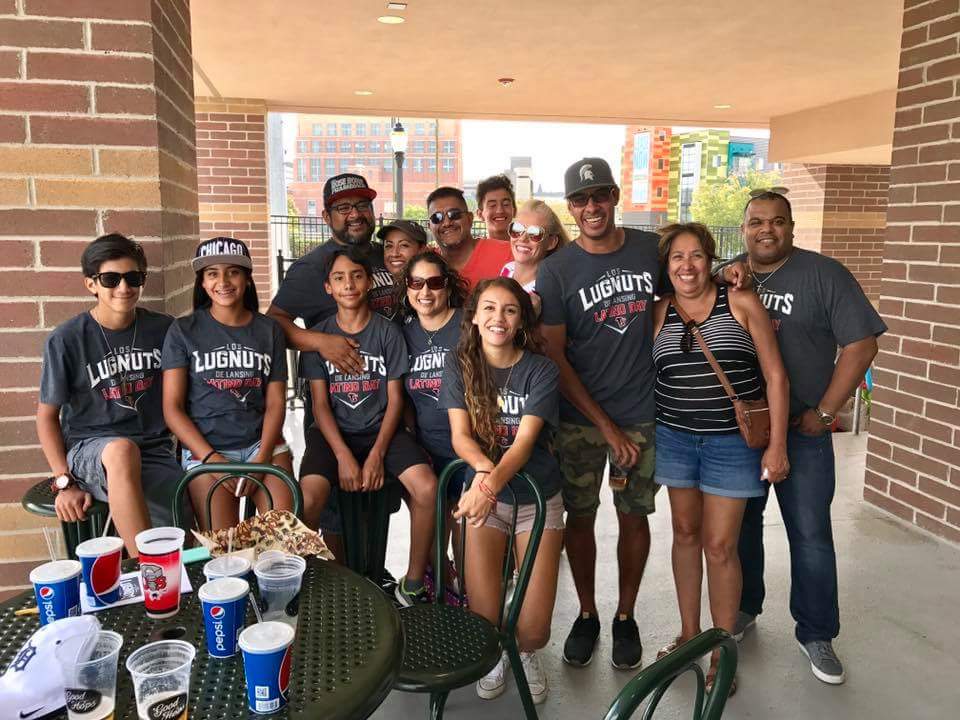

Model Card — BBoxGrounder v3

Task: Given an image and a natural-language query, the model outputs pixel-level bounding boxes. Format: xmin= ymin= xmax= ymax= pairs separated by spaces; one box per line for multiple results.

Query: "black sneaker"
xmin=562 ymin=613 xmax=600 ymax=666
xmin=611 ymin=616 xmax=643 ymax=670
xmin=394 ymin=576 xmax=429 ymax=607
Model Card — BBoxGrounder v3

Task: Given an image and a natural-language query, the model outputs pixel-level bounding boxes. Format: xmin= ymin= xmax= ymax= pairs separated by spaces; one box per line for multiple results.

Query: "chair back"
xmin=602 ymin=629 xmax=737 ymax=720
xmin=435 ymin=459 xmax=546 ymax=638
xmin=172 ymin=462 xmax=303 ymax=529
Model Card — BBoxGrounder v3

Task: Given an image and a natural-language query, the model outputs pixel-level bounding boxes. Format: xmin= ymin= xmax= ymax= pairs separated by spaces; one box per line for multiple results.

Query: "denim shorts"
xmin=181 ymin=440 xmax=291 ymax=471
xmin=654 ymin=423 xmax=764 ymax=498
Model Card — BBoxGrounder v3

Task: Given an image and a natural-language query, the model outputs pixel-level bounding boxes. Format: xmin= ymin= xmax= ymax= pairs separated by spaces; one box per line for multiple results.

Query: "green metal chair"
xmin=172 ymin=462 xmax=303 ymax=528
xmin=21 ymin=479 xmax=109 ymax=559
xmin=603 ymin=629 xmax=738 ymax=720
xmin=394 ymin=459 xmax=546 ymax=719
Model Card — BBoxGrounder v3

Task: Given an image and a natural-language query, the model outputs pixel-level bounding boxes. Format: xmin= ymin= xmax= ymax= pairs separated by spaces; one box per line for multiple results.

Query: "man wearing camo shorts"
xmin=536 ymin=158 xmax=661 ymax=670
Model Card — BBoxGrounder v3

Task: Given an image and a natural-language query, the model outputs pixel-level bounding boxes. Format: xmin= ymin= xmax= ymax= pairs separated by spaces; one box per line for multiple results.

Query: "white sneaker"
xmin=520 ymin=651 xmax=548 ymax=705
xmin=476 ymin=652 xmax=509 ymax=700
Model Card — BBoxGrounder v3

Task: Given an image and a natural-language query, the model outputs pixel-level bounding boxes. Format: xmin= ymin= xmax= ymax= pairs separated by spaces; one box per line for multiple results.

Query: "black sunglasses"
xmin=406 ymin=275 xmax=448 ymax=291
xmin=568 ymin=187 xmax=614 ymax=208
xmin=91 ymin=271 xmax=147 ymax=288
xmin=680 ymin=320 xmax=698 ymax=354
xmin=429 ymin=208 xmax=466 ymax=225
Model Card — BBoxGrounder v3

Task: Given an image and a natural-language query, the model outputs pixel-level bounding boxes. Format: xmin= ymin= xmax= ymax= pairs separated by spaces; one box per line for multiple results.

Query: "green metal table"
xmin=0 ymin=557 xmax=403 ymax=720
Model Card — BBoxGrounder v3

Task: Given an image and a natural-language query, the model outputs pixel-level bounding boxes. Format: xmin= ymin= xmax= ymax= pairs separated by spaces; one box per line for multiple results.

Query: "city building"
xmin=507 ymin=156 xmax=534 ymax=202
xmin=286 ymin=115 xmax=462 ymax=217
xmin=620 ymin=126 xmax=672 ymax=225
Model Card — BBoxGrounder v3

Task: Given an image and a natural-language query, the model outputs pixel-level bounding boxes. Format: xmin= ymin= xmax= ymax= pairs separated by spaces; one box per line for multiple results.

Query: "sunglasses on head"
xmin=749 ymin=186 xmax=789 ymax=198
xmin=680 ymin=320 xmax=698 ymax=354
xmin=568 ymin=186 xmax=614 ymax=208
xmin=429 ymin=208 xmax=466 ymax=225
xmin=406 ymin=275 xmax=448 ymax=290
xmin=508 ymin=221 xmax=548 ymax=242
xmin=91 ymin=271 xmax=147 ymax=288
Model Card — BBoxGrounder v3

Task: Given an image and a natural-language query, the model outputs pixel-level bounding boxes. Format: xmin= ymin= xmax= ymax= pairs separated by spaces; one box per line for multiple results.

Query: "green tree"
xmin=286 ymin=195 xmax=303 ymax=244
xmin=403 ymin=204 xmax=428 ymax=221
xmin=689 ymin=168 xmax=783 ymax=227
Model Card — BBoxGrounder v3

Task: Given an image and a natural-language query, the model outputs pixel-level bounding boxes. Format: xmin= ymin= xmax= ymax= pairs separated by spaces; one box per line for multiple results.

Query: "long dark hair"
xmin=193 ymin=267 xmax=259 ymax=312
xmin=396 ymin=250 xmax=469 ymax=318
xmin=456 ymin=277 xmax=542 ymax=458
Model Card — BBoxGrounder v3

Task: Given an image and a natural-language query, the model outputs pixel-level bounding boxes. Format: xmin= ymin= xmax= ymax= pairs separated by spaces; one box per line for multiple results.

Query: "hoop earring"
xmin=516 ymin=328 xmax=528 ymax=347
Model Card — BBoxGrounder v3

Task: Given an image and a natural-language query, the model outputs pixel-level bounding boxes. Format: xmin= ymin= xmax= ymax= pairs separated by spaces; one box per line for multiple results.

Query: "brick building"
xmin=286 ymin=115 xmax=462 ymax=218
xmin=620 ymin=126 xmax=671 ymax=226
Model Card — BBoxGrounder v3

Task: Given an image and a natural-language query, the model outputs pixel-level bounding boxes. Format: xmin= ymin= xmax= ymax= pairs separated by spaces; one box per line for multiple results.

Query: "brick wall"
xmin=863 ymin=0 xmax=960 ymax=545
xmin=195 ymin=97 xmax=273 ymax=307
xmin=782 ymin=163 xmax=889 ymax=302
xmin=0 ymin=0 xmax=197 ymax=599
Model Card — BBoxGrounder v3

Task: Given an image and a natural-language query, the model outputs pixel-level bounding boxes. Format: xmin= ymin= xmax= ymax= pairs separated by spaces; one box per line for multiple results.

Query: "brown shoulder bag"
xmin=670 ymin=299 xmax=770 ymax=449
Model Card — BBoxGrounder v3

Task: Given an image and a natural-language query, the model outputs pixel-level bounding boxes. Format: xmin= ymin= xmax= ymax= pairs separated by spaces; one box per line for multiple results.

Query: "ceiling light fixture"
xmin=713 ymin=103 xmax=732 ymax=109
xmin=387 ymin=2 xmax=407 ymax=9
xmin=498 ymin=77 xmax=515 ymax=86
xmin=354 ymin=89 xmax=374 ymax=96
xmin=377 ymin=15 xmax=404 ymax=24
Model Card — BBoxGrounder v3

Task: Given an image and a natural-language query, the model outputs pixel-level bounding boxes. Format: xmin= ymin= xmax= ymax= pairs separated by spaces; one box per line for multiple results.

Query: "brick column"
xmin=782 ymin=163 xmax=889 ymax=302
xmin=195 ymin=97 xmax=272 ymax=307
xmin=0 ymin=0 xmax=197 ymax=598
xmin=864 ymin=0 xmax=960 ymax=545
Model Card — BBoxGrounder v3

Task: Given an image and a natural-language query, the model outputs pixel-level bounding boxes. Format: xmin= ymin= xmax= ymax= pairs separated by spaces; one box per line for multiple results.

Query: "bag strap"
xmin=669 ymin=297 xmax=739 ymax=402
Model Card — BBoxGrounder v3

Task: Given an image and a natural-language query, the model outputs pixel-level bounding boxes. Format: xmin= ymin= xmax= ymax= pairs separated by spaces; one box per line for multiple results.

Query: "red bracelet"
xmin=478 ymin=478 xmax=498 ymax=505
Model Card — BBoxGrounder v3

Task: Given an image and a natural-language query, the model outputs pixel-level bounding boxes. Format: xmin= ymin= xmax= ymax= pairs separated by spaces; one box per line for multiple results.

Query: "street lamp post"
xmin=390 ymin=119 xmax=407 ymax=219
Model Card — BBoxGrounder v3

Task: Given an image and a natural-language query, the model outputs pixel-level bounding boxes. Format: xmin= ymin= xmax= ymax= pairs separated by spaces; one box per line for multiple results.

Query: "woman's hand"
xmin=761 ymin=444 xmax=790 ymax=484
xmin=453 ymin=484 xmax=494 ymax=527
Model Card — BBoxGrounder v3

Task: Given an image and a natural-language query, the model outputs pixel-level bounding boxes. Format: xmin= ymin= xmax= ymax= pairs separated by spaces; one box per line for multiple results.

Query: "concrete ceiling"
xmin=191 ymin=1 xmax=905 ymax=159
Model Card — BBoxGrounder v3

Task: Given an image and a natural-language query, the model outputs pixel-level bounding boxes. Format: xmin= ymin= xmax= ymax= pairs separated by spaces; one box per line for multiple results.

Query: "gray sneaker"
xmin=732 ymin=612 xmax=756 ymax=642
xmin=798 ymin=640 xmax=846 ymax=684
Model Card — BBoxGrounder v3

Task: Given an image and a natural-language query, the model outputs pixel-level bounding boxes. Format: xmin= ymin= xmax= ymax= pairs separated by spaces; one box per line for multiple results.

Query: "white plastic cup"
xmin=253 ymin=554 xmax=306 ymax=631
xmin=125 ymin=640 xmax=195 ymax=720
xmin=56 ymin=629 xmax=124 ymax=720
xmin=203 ymin=555 xmax=251 ymax=582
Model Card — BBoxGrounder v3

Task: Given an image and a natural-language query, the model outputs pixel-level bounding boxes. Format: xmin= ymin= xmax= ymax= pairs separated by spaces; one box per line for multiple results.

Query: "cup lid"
xmin=135 ymin=527 xmax=185 ymax=555
xmin=238 ymin=621 xmax=295 ymax=654
xmin=204 ymin=555 xmax=251 ymax=578
xmin=198 ymin=576 xmax=249 ymax=603
xmin=253 ymin=554 xmax=306 ymax=580
xmin=75 ymin=536 xmax=124 ymax=557
xmin=30 ymin=559 xmax=82 ymax=583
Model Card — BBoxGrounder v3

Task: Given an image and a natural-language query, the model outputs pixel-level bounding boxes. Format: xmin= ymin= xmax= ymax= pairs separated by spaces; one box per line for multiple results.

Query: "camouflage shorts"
xmin=558 ymin=421 xmax=659 ymax=517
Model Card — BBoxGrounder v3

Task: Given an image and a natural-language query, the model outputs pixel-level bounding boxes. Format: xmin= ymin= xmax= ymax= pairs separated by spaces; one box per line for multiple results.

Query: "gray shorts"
xmin=67 ymin=436 xmax=185 ymax=527
xmin=483 ymin=492 xmax=565 ymax=535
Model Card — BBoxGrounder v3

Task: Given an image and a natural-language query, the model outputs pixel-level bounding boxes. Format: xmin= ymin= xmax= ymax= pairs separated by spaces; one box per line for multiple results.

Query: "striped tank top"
xmin=653 ymin=285 xmax=763 ymax=433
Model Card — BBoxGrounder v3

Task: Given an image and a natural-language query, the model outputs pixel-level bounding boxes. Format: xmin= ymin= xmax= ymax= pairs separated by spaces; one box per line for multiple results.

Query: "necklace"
xmin=421 ymin=309 xmax=454 ymax=348
xmin=750 ymin=250 xmax=793 ymax=292
xmin=500 ymin=352 xmax=522 ymax=393
xmin=92 ymin=308 xmax=139 ymax=410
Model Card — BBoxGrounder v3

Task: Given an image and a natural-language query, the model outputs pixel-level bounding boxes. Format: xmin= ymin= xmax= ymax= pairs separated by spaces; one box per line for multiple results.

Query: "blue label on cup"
xmin=241 ymin=644 xmax=292 ymax=713
xmin=34 ymin=576 xmax=81 ymax=626
xmin=202 ymin=594 xmax=248 ymax=658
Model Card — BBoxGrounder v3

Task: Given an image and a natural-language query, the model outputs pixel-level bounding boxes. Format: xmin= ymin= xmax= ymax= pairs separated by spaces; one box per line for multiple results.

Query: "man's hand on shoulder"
xmin=316 ymin=333 xmax=363 ymax=375
xmin=721 ymin=260 xmax=753 ymax=291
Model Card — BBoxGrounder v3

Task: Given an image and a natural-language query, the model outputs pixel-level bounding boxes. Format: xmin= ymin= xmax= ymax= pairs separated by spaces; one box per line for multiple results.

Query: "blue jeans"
xmin=738 ymin=429 xmax=840 ymax=644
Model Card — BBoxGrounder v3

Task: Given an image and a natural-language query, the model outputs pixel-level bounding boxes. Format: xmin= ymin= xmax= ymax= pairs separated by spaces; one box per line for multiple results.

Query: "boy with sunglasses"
xmin=426 ymin=186 xmax=511 ymax=289
xmin=37 ymin=233 xmax=181 ymax=556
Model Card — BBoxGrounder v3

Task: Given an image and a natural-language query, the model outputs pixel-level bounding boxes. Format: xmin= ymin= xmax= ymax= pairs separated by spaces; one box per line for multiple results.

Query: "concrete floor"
xmin=286 ymin=415 xmax=960 ymax=719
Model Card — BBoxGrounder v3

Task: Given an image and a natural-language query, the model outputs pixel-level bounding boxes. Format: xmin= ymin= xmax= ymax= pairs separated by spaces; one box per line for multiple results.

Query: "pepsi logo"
xmin=278 ymin=645 xmax=292 ymax=697
xmin=89 ymin=552 xmax=120 ymax=598
xmin=210 ymin=605 xmax=225 ymax=619
xmin=38 ymin=586 xmax=54 ymax=600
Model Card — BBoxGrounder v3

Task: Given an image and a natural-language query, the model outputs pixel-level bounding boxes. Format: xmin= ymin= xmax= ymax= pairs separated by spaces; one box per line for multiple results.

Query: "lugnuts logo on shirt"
xmin=192 ymin=344 xmax=272 ymax=404
xmin=494 ymin=389 xmax=527 ymax=447
xmin=406 ymin=346 xmax=451 ymax=402
xmin=86 ymin=346 xmax=161 ymax=410
xmin=577 ymin=268 xmax=653 ymax=335
xmin=326 ymin=351 xmax=386 ymax=409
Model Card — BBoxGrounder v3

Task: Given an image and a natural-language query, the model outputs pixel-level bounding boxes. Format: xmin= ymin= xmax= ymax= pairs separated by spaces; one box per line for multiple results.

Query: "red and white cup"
xmin=135 ymin=527 xmax=185 ymax=619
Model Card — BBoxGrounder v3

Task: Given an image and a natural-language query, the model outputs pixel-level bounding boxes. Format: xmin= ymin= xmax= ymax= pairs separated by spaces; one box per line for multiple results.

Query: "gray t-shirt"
xmin=300 ymin=312 xmax=408 ymax=435
xmin=270 ymin=240 xmax=398 ymax=326
xmin=39 ymin=308 xmax=173 ymax=449
xmin=536 ymin=228 xmax=660 ymax=426
xmin=439 ymin=351 xmax=560 ymax=505
xmin=735 ymin=248 xmax=887 ymax=416
xmin=402 ymin=310 xmax=462 ymax=459
xmin=161 ymin=309 xmax=288 ymax=449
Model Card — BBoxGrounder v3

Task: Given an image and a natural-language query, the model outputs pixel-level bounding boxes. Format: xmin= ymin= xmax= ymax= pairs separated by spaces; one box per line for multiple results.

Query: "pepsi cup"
xmin=135 ymin=527 xmax=185 ymax=619
xmin=238 ymin=622 xmax=295 ymax=714
xmin=76 ymin=536 xmax=123 ymax=607
xmin=30 ymin=559 xmax=81 ymax=626
xmin=199 ymin=577 xmax=249 ymax=659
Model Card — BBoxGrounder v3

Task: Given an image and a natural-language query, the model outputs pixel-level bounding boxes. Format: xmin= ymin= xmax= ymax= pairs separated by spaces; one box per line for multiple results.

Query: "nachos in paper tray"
xmin=192 ymin=510 xmax=335 ymax=562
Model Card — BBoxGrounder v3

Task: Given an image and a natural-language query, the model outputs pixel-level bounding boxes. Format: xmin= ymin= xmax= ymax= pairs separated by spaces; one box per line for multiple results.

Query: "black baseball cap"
xmin=323 ymin=173 xmax=377 ymax=208
xmin=564 ymin=157 xmax=618 ymax=198
xmin=376 ymin=219 xmax=428 ymax=245
xmin=192 ymin=236 xmax=252 ymax=272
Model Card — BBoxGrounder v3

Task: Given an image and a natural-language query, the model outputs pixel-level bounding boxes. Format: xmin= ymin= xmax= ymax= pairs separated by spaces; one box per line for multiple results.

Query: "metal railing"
xmin=270 ymin=214 xmax=743 ymax=262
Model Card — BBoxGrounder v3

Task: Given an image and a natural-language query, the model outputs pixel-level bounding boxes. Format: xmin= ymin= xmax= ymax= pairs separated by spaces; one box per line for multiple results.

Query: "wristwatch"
xmin=49 ymin=473 xmax=75 ymax=493
xmin=814 ymin=407 xmax=836 ymax=426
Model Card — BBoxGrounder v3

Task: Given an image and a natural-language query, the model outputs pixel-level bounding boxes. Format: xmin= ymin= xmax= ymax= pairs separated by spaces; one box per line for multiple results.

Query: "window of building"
xmin=428 ymin=158 xmax=437 ymax=172
xmin=415 ymin=123 xmax=426 ymax=135
xmin=297 ymin=140 xmax=307 ymax=153
xmin=657 ymin=158 xmax=664 ymax=170
xmin=659 ymin=131 xmax=666 ymax=140
xmin=326 ymin=140 xmax=336 ymax=153
xmin=679 ymin=142 xmax=702 ymax=222
xmin=428 ymin=141 xmax=436 ymax=153
xmin=656 ymin=187 xmax=663 ymax=198
xmin=429 ymin=121 xmax=437 ymax=134
xmin=442 ymin=140 xmax=455 ymax=153
xmin=307 ymin=199 xmax=317 ymax=216
xmin=297 ymin=158 xmax=307 ymax=181
xmin=370 ymin=123 xmax=380 ymax=136
xmin=340 ymin=123 xmax=351 ymax=136
xmin=324 ymin=158 xmax=335 ymax=175
xmin=341 ymin=141 xmax=352 ymax=152
xmin=412 ymin=158 xmax=423 ymax=172
xmin=355 ymin=141 xmax=365 ymax=153
xmin=368 ymin=141 xmax=379 ymax=153
xmin=339 ymin=159 xmax=349 ymax=172
xmin=312 ymin=123 xmax=322 ymax=136
xmin=327 ymin=123 xmax=337 ymax=135
xmin=442 ymin=158 xmax=454 ymax=172
xmin=355 ymin=123 xmax=365 ymax=136
xmin=310 ymin=158 xmax=321 ymax=179
xmin=413 ymin=140 xmax=425 ymax=153
xmin=383 ymin=157 xmax=393 ymax=170
xmin=311 ymin=140 xmax=321 ymax=153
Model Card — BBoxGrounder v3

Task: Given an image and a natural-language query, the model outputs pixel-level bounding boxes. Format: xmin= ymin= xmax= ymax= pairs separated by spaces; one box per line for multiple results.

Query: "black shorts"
xmin=300 ymin=425 xmax=429 ymax=483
